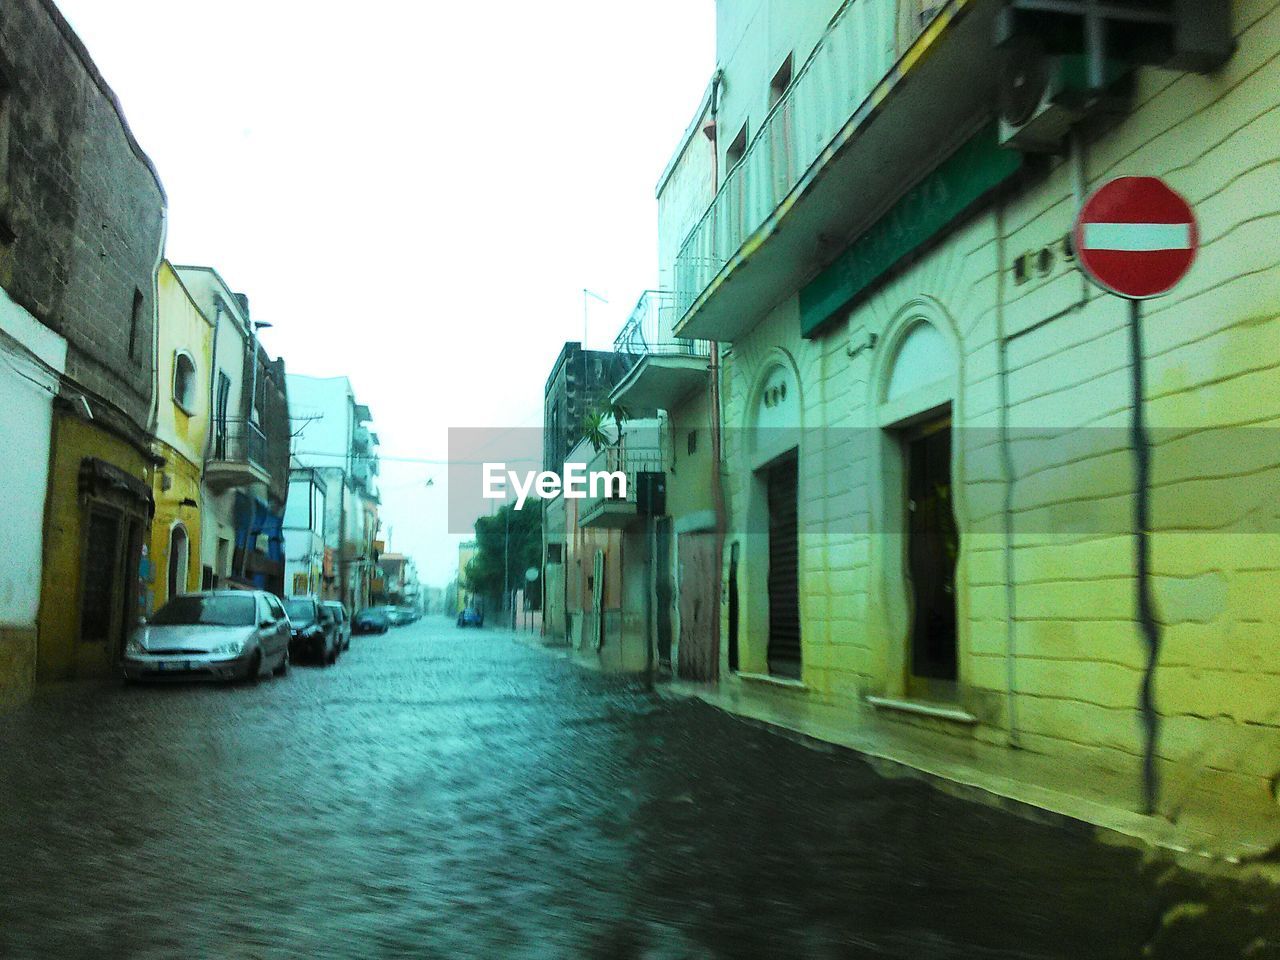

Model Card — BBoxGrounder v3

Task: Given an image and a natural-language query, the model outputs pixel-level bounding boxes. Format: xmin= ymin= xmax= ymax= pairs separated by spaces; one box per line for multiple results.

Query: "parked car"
xmin=283 ymin=596 xmax=342 ymax=665
xmin=352 ymin=607 xmax=391 ymax=635
xmin=322 ymin=601 xmax=351 ymax=651
xmin=396 ymin=605 xmax=421 ymax=624
xmin=380 ymin=605 xmax=411 ymax=627
xmin=456 ymin=607 xmax=484 ymax=628
xmin=123 ymin=591 xmax=291 ymax=683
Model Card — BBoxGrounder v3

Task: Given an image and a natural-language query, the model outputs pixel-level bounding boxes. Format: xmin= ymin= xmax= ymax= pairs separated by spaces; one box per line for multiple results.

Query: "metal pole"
xmin=1128 ymin=297 xmax=1162 ymax=816
xmin=503 ymin=508 xmax=510 ymax=624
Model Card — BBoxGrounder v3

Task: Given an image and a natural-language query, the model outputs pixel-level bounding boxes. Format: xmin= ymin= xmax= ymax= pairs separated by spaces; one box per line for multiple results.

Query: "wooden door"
xmin=677 ymin=532 xmax=718 ymax=682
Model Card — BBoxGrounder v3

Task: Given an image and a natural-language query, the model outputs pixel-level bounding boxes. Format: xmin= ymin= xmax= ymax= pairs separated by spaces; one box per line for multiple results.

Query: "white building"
xmin=653 ymin=0 xmax=1275 ymax=855
xmin=284 ymin=469 xmax=327 ymax=597
xmin=287 ymin=374 xmax=381 ymax=612
xmin=0 ymin=286 xmax=66 ymax=707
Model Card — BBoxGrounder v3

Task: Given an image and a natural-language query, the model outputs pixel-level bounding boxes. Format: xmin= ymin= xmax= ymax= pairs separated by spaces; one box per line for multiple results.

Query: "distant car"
xmin=123 ymin=591 xmax=291 ymax=682
xmin=381 ymin=605 xmax=412 ymax=627
xmin=456 ymin=607 xmax=484 ymax=628
xmin=352 ymin=607 xmax=390 ymax=635
xmin=322 ymin=601 xmax=351 ymax=651
xmin=396 ymin=605 xmax=421 ymax=624
xmin=283 ymin=596 xmax=342 ymax=665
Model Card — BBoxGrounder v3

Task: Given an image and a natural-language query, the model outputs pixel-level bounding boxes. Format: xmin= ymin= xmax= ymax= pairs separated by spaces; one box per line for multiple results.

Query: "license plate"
xmin=156 ymin=660 xmax=189 ymax=672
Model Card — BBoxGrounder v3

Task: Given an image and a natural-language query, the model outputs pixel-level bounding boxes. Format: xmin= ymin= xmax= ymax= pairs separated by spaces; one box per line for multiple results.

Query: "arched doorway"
xmin=168 ymin=524 xmax=190 ymax=601
xmin=743 ymin=357 xmax=802 ymax=680
xmin=873 ymin=310 xmax=960 ymax=701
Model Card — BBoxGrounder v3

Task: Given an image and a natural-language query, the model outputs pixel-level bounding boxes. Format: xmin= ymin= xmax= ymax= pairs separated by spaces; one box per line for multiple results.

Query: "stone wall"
xmin=0 ymin=0 xmax=165 ymax=447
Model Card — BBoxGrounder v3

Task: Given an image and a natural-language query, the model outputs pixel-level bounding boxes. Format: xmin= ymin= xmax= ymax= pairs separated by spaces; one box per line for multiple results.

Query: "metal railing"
xmin=211 ymin=419 xmax=267 ymax=468
xmin=582 ymin=442 xmax=666 ymax=505
xmin=613 ymin=290 xmax=712 ymax=358
xmin=674 ymin=0 xmax=943 ymax=320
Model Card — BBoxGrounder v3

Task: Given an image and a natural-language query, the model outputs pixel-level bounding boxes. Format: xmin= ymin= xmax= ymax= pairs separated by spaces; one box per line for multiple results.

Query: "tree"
xmin=464 ymin=503 xmax=542 ymax=611
xmin=581 ymin=402 xmax=629 ymax=454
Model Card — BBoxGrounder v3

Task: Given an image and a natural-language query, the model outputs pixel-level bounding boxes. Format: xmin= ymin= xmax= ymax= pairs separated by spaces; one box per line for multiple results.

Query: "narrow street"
xmin=0 ymin=618 xmax=1272 ymax=959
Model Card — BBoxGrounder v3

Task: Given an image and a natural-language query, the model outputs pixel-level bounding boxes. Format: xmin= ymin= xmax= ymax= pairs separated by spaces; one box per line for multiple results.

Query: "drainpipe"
xmin=995 ymin=194 xmax=1020 ymax=750
xmin=146 ymin=210 xmax=168 ymax=438
xmin=705 ymin=70 xmax=730 ymax=682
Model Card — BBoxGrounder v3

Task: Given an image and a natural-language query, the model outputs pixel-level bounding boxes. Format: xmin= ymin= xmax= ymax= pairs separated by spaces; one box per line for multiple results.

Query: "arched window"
xmin=173 ymin=351 xmax=197 ymax=413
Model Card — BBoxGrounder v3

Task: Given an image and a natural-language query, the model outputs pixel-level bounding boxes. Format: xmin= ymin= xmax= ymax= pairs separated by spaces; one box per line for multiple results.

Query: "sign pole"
xmin=1127 ymin=297 xmax=1161 ymax=816
xmin=1076 ymin=175 xmax=1198 ymax=819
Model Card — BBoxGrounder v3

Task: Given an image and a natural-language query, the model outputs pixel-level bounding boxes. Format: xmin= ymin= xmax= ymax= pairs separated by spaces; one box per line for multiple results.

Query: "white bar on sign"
xmin=1082 ymin=222 xmax=1193 ymax=252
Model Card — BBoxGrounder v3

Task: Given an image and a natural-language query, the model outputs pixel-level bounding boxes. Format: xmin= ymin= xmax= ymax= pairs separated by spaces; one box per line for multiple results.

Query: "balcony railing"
xmin=674 ymin=0 xmax=943 ymax=321
xmin=212 ymin=419 xmax=266 ymax=466
xmin=206 ymin=419 xmax=269 ymax=489
xmin=613 ymin=290 xmax=712 ymax=358
xmin=578 ymin=440 xmax=665 ymax=527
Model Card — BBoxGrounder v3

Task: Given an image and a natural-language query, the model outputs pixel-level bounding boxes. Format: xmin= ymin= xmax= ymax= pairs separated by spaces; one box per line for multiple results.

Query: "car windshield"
xmin=284 ymin=599 xmax=316 ymax=623
xmin=149 ymin=595 xmax=256 ymax=627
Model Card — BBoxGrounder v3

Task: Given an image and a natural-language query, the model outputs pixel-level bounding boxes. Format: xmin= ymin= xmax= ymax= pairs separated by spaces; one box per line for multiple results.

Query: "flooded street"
xmin=0 ymin=617 xmax=1275 ymax=959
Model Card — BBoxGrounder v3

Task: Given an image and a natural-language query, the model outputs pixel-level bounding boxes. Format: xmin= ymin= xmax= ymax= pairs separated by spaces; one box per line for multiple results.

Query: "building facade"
xmin=287 ymin=374 xmax=381 ymax=612
xmin=653 ymin=0 xmax=1274 ymax=849
xmin=146 ymin=262 xmax=213 ymax=614
xmin=175 ymin=266 xmax=290 ymax=597
xmin=0 ymin=0 xmax=168 ymax=686
xmin=283 ymin=468 xmax=326 ymax=597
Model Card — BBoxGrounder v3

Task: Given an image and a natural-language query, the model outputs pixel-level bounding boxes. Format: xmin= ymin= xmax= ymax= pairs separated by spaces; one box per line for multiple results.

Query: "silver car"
xmin=123 ymin=591 xmax=291 ymax=683
xmin=322 ymin=601 xmax=351 ymax=651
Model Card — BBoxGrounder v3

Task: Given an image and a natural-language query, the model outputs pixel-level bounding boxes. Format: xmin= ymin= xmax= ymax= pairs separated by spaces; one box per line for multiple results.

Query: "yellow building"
xmin=147 ymin=263 xmax=214 ymax=613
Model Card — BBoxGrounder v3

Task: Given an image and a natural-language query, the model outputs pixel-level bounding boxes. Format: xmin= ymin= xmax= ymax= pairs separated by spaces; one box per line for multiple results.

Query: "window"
xmin=547 ymin=543 xmax=563 ymax=564
xmin=769 ymin=55 xmax=793 ymax=109
xmin=150 ymin=594 xmax=256 ymax=627
xmin=687 ymin=430 xmax=698 ymax=456
xmin=128 ymin=288 xmax=144 ymax=360
xmin=266 ymin=595 xmax=286 ymax=620
xmin=726 ymin=121 xmax=749 ymax=172
xmin=173 ymin=352 xmax=197 ymax=412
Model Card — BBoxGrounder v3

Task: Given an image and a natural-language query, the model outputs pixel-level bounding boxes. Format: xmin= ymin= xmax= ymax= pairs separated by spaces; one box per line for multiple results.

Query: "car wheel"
xmin=273 ymin=647 xmax=289 ymax=677
xmin=243 ymin=650 xmax=263 ymax=683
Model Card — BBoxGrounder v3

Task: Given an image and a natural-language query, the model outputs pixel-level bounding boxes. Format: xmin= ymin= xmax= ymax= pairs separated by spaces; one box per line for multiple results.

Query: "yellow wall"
xmin=148 ymin=262 xmax=213 ymax=612
xmin=154 ymin=262 xmax=212 ymax=464
xmin=38 ymin=412 xmax=153 ymax=681
xmin=148 ymin=444 xmax=203 ymax=613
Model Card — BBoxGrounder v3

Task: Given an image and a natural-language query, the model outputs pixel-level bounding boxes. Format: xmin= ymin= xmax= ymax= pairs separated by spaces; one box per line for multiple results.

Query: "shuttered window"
xmin=766 ymin=455 xmax=801 ymax=678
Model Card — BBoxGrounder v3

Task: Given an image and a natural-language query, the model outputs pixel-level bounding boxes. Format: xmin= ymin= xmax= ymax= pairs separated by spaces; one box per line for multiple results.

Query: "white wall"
xmin=0 ymin=287 xmax=66 ymax=628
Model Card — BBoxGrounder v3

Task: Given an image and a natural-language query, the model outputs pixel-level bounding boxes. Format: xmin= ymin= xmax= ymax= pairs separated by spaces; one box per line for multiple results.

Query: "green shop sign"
xmin=799 ymin=124 xmax=1022 ymax=338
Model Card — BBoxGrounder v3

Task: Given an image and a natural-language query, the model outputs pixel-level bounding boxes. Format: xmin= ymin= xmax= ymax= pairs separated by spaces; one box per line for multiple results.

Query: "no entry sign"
xmin=1073 ymin=176 xmax=1199 ymax=299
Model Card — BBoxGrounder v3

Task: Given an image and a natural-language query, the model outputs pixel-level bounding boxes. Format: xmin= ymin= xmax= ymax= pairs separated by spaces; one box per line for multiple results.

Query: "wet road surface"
xmin=1 ymin=616 xmax=1277 ymax=959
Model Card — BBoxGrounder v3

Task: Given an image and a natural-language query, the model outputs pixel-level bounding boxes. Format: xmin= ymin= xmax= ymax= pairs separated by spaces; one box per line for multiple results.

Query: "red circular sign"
xmin=1073 ymin=176 xmax=1199 ymax=299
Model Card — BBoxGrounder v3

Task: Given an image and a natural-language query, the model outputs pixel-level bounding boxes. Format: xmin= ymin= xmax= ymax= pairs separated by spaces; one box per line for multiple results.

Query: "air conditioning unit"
xmin=997 ymin=38 xmax=1131 ymax=153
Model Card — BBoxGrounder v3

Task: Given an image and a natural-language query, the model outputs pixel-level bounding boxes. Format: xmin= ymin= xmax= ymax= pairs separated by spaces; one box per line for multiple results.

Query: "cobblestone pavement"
xmin=1 ymin=617 xmax=1276 ymax=959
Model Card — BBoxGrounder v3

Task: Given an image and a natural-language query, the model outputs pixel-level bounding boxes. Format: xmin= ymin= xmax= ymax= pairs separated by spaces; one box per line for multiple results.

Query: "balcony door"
xmin=214 ymin=371 xmax=231 ymax=459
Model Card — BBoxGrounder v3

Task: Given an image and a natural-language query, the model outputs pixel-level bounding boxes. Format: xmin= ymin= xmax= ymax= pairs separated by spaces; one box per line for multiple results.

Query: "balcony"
xmin=578 ymin=441 xmax=666 ymax=529
xmin=610 ymin=290 xmax=712 ymax=416
xmin=673 ymin=0 xmax=1004 ymax=342
xmin=205 ymin=420 xmax=270 ymax=490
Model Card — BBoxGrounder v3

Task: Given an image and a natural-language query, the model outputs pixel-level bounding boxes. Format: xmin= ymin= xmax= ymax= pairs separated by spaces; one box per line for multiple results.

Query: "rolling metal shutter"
xmin=766 ymin=456 xmax=801 ymax=678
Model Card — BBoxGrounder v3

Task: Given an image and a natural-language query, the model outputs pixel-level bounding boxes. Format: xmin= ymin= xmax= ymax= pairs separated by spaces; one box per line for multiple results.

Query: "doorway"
xmin=167 ymin=524 xmax=189 ymax=601
xmin=677 ymin=532 xmax=718 ymax=682
xmin=904 ymin=416 xmax=958 ymax=697
xmin=654 ymin=518 xmax=673 ymax=667
xmin=765 ymin=454 xmax=800 ymax=679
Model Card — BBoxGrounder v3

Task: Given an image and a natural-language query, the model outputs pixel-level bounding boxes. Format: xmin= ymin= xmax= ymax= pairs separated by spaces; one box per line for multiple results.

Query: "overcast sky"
xmin=56 ymin=0 xmax=715 ymax=588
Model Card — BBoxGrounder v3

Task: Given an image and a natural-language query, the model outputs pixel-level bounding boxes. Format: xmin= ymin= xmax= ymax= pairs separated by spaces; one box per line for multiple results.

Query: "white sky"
xmin=55 ymin=0 xmax=715 ymax=588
